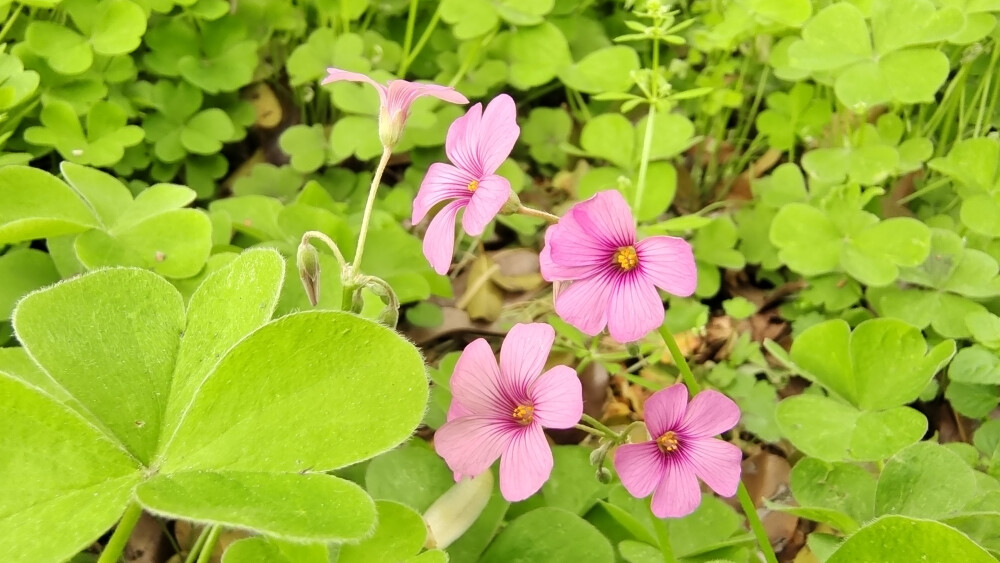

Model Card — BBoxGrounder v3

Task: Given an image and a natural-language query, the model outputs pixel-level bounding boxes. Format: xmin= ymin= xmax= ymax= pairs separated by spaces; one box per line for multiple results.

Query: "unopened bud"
xmin=596 ymin=467 xmax=613 ymax=484
xmin=589 ymin=441 xmax=612 ymax=466
xmin=626 ymin=341 xmax=641 ymax=358
xmin=378 ymin=305 xmax=399 ymax=329
xmin=499 ymin=190 xmax=521 ymax=215
xmin=297 ymin=241 xmax=321 ymax=306
xmin=350 ymin=287 xmax=365 ymax=314
xmin=378 ymin=107 xmax=406 ymax=149
xmin=424 ymin=472 xmax=495 ymax=550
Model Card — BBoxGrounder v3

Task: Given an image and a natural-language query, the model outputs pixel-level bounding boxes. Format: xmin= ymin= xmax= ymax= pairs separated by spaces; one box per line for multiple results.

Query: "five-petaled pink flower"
xmin=614 ymin=384 xmax=742 ymax=518
xmin=412 ymin=94 xmax=520 ymax=275
xmin=322 ymin=68 xmax=468 ymax=148
xmin=434 ymin=323 xmax=583 ymax=501
xmin=539 ymin=190 xmax=697 ymax=343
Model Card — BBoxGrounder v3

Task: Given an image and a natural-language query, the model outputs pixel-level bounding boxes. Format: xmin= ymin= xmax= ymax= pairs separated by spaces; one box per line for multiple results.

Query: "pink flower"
xmin=412 ymin=94 xmax=520 ymax=275
xmin=434 ymin=323 xmax=583 ymax=501
xmin=614 ymin=384 xmax=743 ymax=518
xmin=322 ymin=68 xmax=468 ymax=148
xmin=539 ymin=190 xmax=697 ymax=343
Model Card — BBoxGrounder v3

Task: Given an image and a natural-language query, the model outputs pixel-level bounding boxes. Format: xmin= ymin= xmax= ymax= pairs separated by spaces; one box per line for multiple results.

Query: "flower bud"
xmin=499 ymin=190 xmax=521 ymax=215
xmin=626 ymin=341 xmax=641 ymax=358
xmin=296 ymin=241 xmax=321 ymax=306
xmin=424 ymin=472 xmax=495 ymax=550
xmin=596 ymin=467 xmax=613 ymax=484
xmin=350 ymin=287 xmax=365 ymax=314
xmin=379 ymin=107 xmax=406 ymax=149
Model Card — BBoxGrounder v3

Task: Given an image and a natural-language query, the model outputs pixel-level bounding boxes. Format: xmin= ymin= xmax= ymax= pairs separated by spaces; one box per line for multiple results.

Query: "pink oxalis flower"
xmin=412 ymin=94 xmax=520 ymax=275
xmin=539 ymin=190 xmax=697 ymax=343
xmin=614 ymin=384 xmax=742 ymax=518
xmin=434 ymin=323 xmax=583 ymax=501
xmin=322 ymin=68 xmax=468 ymax=148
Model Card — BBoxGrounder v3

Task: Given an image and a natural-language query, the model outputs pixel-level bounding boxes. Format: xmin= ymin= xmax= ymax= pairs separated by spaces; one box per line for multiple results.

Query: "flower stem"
xmin=399 ymin=1 xmax=442 ymax=76
xmin=574 ymin=423 xmax=608 ymax=438
xmin=649 ymin=498 xmax=678 ymax=563
xmin=516 ymin=205 xmax=560 ymax=224
xmin=580 ymin=413 xmax=617 ymax=439
xmin=400 ymin=0 xmax=419 ymax=75
xmin=97 ymin=502 xmax=143 ymax=563
xmin=302 ymin=230 xmax=348 ymax=269
xmin=343 ymin=147 xmax=393 ymax=309
xmin=657 ymin=325 xmax=779 ymax=563
xmin=196 ymin=525 xmax=222 ymax=563
xmin=634 ymin=103 xmax=657 ymax=221
xmin=183 ymin=526 xmax=210 ymax=563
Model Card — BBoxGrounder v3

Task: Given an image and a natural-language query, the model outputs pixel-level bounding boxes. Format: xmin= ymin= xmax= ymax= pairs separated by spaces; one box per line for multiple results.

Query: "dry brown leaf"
xmin=247 ymin=83 xmax=283 ymax=129
xmin=460 ymin=255 xmax=503 ymax=321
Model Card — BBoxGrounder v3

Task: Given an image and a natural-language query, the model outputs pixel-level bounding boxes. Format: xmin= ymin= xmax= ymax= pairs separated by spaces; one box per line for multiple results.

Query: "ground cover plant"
xmin=3 ymin=0 xmax=1000 ymax=561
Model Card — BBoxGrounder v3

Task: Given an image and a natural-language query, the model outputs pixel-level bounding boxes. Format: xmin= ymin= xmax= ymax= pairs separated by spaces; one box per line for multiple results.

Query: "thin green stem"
xmin=897 ymin=177 xmax=950 ymax=205
xmin=400 ymin=0 xmax=419 ymax=73
xmin=649 ymin=499 xmax=678 ymax=563
xmin=399 ymin=2 xmax=442 ymax=76
xmin=974 ymin=43 xmax=1000 ymax=137
xmin=196 ymin=526 xmax=222 ymax=563
xmin=0 ymin=4 xmax=23 ymax=43
xmin=634 ymin=103 xmax=657 ymax=220
xmin=342 ymin=147 xmax=392 ymax=308
xmin=97 ymin=503 xmax=143 ymax=563
xmin=656 ymin=325 xmax=700 ymax=392
xmin=574 ymin=423 xmax=609 ymax=439
xmin=580 ymin=413 xmax=617 ymax=439
xmin=302 ymin=230 xmax=347 ymax=269
xmin=449 ymin=29 xmax=497 ymax=88
xmin=516 ymin=205 xmax=560 ymax=223
xmin=183 ymin=526 xmax=210 ymax=563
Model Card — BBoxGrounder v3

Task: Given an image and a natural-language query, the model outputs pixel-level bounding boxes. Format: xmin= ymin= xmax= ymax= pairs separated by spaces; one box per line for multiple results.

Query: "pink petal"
xmin=650 ymin=458 xmax=702 ymax=518
xmin=450 ymin=338 xmax=506 ymax=415
xmin=447 ymin=398 xmax=473 ymax=422
xmin=474 ymin=94 xmax=519 ymax=176
xmin=413 ymin=162 xmax=476 ymax=224
xmin=643 ymin=384 xmax=689 ymax=438
xmin=614 ymin=442 xmax=666 ymax=499
xmin=606 ymin=273 xmax=664 ymax=343
xmin=322 ymin=68 xmax=387 ymax=105
xmin=385 ymin=80 xmax=468 ymax=117
xmin=435 ymin=415 xmax=512 ymax=478
xmin=545 ymin=209 xmax=619 ymax=275
xmin=446 ymin=103 xmax=483 ymax=173
xmin=529 ymin=365 xmax=583 ymax=429
xmin=571 ymin=190 xmax=637 ymax=250
xmin=683 ymin=437 xmax=743 ymax=497
xmin=461 ymin=174 xmax=509 ymax=236
xmin=422 ymin=200 xmax=465 ymax=275
xmin=636 ymin=236 xmax=697 ymax=297
xmin=553 ymin=272 xmax=615 ymax=336
xmin=677 ymin=390 xmax=740 ymax=439
xmin=499 ymin=424 xmax=553 ymax=501
xmin=540 ymin=227 xmax=591 ymax=281
xmin=499 ymin=323 xmax=555 ymax=396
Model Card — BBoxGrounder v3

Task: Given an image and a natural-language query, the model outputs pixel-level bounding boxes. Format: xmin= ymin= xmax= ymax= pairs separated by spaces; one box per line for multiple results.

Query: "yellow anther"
xmin=468 ymin=180 xmax=479 ymax=192
xmin=656 ymin=431 xmax=680 ymax=454
xmin=613 ymin=246 xmax=639 ymax=271
xmin=512 ymin=404 xmax=534 ymax=425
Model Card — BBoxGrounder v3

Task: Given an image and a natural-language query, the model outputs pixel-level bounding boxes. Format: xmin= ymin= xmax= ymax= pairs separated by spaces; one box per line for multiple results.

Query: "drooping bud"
xmin=350 ymin=286 xmax=365 ymax=314
xmin=378 ymin=107 xmax=406 ymax=149
xmin=365 ymin=276 xmax=400 ymax=329
xmin=499 ymin=189 xmax=521 ymax=215
xmin=424 ymin=472 xmax=494 ymax=550
xmin=626 ymin=341 xmax=641 ymax=358
xmin=297 ymin=241 xmax=321 ymax=306
xmin=596 ymin=467 xmax=613 ymax=484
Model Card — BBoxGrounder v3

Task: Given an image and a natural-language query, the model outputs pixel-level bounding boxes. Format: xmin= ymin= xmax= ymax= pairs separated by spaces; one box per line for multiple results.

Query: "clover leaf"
xmin=442 ymin=0 xmax=553 ymax=39
xmin=0 ymin=52 xmax=40 ymax=112
xmin=506 ymin=22 xmax=571 ymax=90
xmin=287 ymin=29 xmax=371 ymax=87
xmin=521 ymin=107 xmax=573 ymax=167
xmin=175 ymin=17 xmax=258 ymax=93
xmin=279 ymin=124 xmax=330 ymax=173
xmin=24 ymin=0 xmax=146 ymax=75
xmin=558 ymin=46 xmax=640 ymax=94
xmin=929 ymin=137 xmax=1000 ymax=236
xmin=755 ymin=82 xmax=830 ymax=151
xmin=24 ymin=100 xmax=144 ymax=167
xmin=0 ymin=249 xmax=429 ymax=558
xmin=141 ymin=81 xmax=237 ymax=163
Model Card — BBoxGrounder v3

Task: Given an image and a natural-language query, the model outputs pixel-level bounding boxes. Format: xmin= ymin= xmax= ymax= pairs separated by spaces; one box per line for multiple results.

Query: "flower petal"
xmin=650 ymin=458 xmax=702 ymax=518
xmin=386 ymin=80 xmax=468 ymax=117
xmin=643 ymin=384 xmax=689 ymax=438
xmin=447 ymin=398 xmax=473 ymax=422
xmin=606 ymin=273 xmax=664 ymax=343
xmin=474 ymin=94 xmax=519 ymax=176
xmin=413 ymin=163 xmax=476 ymax=224
xmin=677 ymin=390 xmax=741 ymax=438
xmin=499 ymin=323 xmax=555 ymax=396
xmin=422 ymin=200 xmax=465 ymax=275
xmin=636 ymin=236 xmax=697 ymax=297
xmin=683 ymin=438 xmax=743 ymax=497
xmin=529 ymin=366 xmax=583 ymax=429
xmin=435 ymin=415 xmax=512 ymax=478
xmin=539 ymin=226 xmax=593 ymax=281
xmin=571 ymin=190 xmax=637 ymax=250
xmin=322 ymin=68 xmax=387 ymax=104
xmin=499 ymin=424 xmax=553 ymax=501
xmin=614 ymin=442 xmax=666 ymax=499
xmin=545 ymin=206 xmax=619 ymax=275
xmin=446 ymin=103 xmax=483 ymax=173
xmin=462 ymin=174 xmax=509 ymax=236
xmin=450 ymin=338 xmax=506 ymax=415
xmin=553 ymin=271 xmax=615 ymax=336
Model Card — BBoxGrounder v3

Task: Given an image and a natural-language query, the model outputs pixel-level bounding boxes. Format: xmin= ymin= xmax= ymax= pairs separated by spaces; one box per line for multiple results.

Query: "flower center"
xmin=656 ymin=431 xmax=680 ymax=454
xmin=613 ymin=246 xmax=639 ymax=271
xmin=512 ymin=404 xmax=534 ymax=425
xmin=467 ymin=180 xmax=479 ymax=192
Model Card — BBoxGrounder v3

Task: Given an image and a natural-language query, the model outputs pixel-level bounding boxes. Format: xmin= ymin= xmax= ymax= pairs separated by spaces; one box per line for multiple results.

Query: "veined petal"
xmin=571 ymin=190 xmax=637 ymax=250
xmin=683 ymin=438 xmax=743 ymax=497
xmin=422 ymin=200 xmax=465 ymax=275
xmin=643 ymin=384 xmax=689 ymax=438
xmin=607 ymin=273 xmax=664 ymax=343
xmin=614 ymin=442 xmax=666 ymax=499
xmin=539 ymin=226 xmax=593 ymax=281
xmin=636 ymin=236 xmax=697 ymax=297
xmin=677 ymin=389 xmax=741 ymax=438
xmin=385 ymin=80 xmax=468 ymax=117
xmin=650 ymin=458 xmax=702 ymax=518
xmin=553 ymin=271 xmax=615 ymax=336
xmin=499 ymin=323 xmax=555 ymax=397
xmin=447 ymin=398 xmax=473 ymax=422
xmin=413 ymin=163 xmax=476 ymax=224
xmin=462 ymin=174 xmax=509 ymax=236
xmin=450 ymin=338 xmax=507 ymax=415
xmin=322 ymin=68 xmax=387 ymax=105
xmin=475 ymin=94 xmax=519 ymax=176
xmin=435 ymin=415 xmax=512 ymax=478
xmin=499 ymin=424 xmax=553 ymax=501
xmin=529 ymin=366 xmax=583 ymax=429
xmin=446 ymin=103 xmax=484 ymax=173
xmin=546 ymin=208 xmax=619 ymax=274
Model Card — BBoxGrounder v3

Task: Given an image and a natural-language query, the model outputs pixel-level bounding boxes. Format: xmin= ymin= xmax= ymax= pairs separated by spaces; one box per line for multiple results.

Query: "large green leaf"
xmin=480 ymin=507 xmax=614 ymax=563
xmin=12 ymin=269 xmax=185 ymax=463
xmin=136 ymin=470 xmax=376 ymax=541
xmin=827 ymin=515 xmax=995 ymax=563
xmin=158 ymin=311 xmax=428 ymax=472
xmin=875 ymin=442 xmax=977 ymax=519
xmin=337 ymin=500 xmax=427 ymax=563
xmin=223 ymin=537 xmax=329 ymax=563
xmin=365 ymin=444 xmax=455 ymax=512
xmin=0 ymin=165 xmax=98 ymax=244
xmin=0 ymin=249 xmax=59 ymax=321
xmin=0 ymin=374 xmax=142 ymax=562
